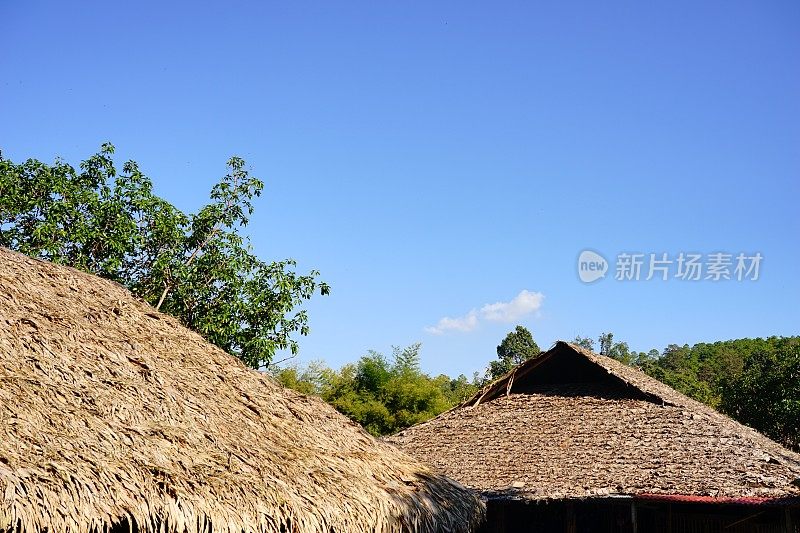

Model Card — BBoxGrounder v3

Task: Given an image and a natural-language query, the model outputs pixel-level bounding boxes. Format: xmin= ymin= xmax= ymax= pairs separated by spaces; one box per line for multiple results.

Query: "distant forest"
xmin=273 ymin=332 xmax=800 ymax=451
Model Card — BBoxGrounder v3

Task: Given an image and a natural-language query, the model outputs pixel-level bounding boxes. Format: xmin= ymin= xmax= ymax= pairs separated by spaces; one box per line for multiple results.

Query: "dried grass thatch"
xmin=0 ymin=247 xmax=485 ymax=533
xmin=388 ymin=341 xmax=800 ymax=502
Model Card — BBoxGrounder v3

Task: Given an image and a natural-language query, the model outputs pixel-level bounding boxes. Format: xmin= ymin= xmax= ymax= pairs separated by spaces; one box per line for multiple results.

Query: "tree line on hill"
xmin=2 ymin=146 xmax=797 ymax=449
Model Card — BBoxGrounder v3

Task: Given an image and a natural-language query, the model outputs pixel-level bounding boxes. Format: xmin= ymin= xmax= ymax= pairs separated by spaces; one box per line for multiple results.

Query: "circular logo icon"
xmin=578 ymin=250 xmax=608 ymax=283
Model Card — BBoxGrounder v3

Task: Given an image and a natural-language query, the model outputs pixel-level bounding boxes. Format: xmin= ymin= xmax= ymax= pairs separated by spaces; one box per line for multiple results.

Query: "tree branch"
xmin=154 ymin=174 xmax=239 ymax=311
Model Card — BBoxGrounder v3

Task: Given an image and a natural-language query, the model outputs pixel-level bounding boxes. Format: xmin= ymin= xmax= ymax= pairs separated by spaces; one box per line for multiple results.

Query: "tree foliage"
xmin=597 ymin=332 xmax=635 ymax=364
xmin=272 ymin=344 xmax=481 ymax=436
xmin=486 ymin=325 xmax=541 ymax=380
xmin=572 ymin=335 xmax=595 ymax=351
xmin=719 ymin=338 xmax=800 ymax=450
xmin=0 ymin=144 xmax=329 ymax=368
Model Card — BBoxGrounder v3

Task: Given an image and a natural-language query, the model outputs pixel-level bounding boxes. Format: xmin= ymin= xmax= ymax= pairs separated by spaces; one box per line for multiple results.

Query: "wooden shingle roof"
xmin=388 ymin=342 xmax=800 ymax=502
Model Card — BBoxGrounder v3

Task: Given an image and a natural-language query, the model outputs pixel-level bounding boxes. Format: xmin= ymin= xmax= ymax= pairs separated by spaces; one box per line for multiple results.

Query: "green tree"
xmin=487 ymin=326 xmax=541 ymax=380
xmin=631 ymin=349 xmax=661 ymax=371
xmin=598 ymin=332 xmax=614 ymax=356
xmin=0 ymin=144 xmax=329 ymax=368
xmin=270 ymin=360 xmax=330 ymax=395
xmin=355 ymin=351 xmax=393 ymax=393
xmin=437 ymin=373 xmax=481 ymax=405
xmin=572 ymin=335 xmax=595 ymax=351
xmin=596 ymin=332 xmax=634 ymax=364
xmin=719 ymin=338 xmax=800 ymax=449
xmin=272 ymin=344 xmax=471 ymax=436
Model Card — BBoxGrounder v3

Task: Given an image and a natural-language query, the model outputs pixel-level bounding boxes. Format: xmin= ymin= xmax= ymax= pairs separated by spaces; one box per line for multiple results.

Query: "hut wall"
xmin=480 ymin=500 xmax=631 ymax=533
xmin=480 ymin=499 xmax=798 ymax=533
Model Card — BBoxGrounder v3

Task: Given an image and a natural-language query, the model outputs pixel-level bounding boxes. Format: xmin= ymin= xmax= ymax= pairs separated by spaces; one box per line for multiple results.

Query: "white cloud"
xmin=424 ymin=311 xmax=478 ymax=335
xmin=424 ymin=290 xmax=544 ymax=335
xmin=479 ymin=290 xmax=545 ymax=322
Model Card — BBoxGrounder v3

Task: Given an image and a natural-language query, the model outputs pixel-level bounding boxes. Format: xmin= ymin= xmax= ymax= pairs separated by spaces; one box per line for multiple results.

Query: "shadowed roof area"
xmin=0 ymin=248 xmax=485 ymax=533
xmin=388 ymin=342 xmax=800 ymax=502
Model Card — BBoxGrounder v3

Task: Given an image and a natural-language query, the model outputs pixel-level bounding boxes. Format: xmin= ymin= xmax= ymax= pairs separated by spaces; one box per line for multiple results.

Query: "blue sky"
xmin=2 ymin=1 xmax=799 ymax=377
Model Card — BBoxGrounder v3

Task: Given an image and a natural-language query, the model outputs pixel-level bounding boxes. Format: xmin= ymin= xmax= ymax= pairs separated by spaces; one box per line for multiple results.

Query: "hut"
xmin=388 ymin=341 xmax=800 ymax=532
xmin=0 ymin=247 xmax=485 ymax=533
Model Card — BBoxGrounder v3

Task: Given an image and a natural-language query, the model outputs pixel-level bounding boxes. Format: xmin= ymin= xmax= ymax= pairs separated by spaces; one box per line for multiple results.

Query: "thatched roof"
xmin=0 ymin=247 xmax=484 ymax=533
xmin=388 ymin=341 xmax=800 ymax=502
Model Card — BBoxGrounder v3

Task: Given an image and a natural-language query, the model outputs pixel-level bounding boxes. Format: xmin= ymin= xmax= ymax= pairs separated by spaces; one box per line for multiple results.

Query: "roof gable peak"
xmin=466 ymin=341 xmax=685 ymax=407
